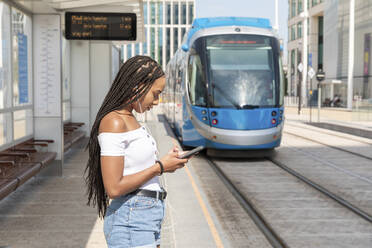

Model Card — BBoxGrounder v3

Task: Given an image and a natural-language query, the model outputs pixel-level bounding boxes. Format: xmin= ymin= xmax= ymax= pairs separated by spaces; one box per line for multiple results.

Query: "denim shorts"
xmin=103 ymin=193 xmax=165 ymax=248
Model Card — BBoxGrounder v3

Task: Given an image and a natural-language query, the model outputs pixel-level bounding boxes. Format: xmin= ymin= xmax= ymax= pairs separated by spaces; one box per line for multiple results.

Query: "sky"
xmin=195 ymin=0 xmax=288 ymax=62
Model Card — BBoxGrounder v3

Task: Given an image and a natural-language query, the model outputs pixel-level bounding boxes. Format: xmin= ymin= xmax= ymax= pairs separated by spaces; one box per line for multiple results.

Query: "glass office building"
xmin=122 ymin=0 xmax=195 ymax=68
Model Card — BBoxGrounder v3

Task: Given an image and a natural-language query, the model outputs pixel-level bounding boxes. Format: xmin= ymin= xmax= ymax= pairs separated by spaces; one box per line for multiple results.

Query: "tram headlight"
xmin=212 ymin=119 xmax=218 ymax=125
xmin=271 ymin=119 xmax=277 ymax=125
xmin=271 ymin=111 xmax=277 ymax=116
xmin=211 ymin=111 xmax=217 ymax=117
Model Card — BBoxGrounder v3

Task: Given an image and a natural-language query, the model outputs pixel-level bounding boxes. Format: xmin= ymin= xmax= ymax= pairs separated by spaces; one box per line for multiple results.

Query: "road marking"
xmin=184 ymin=166 xmax=224 ymax=248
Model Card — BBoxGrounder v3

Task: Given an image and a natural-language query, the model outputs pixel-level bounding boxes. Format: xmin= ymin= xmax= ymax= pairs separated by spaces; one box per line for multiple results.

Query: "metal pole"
xmin=302 ymin=0 xmax=308 ymax=108
xmin=318 ymin=83 xmax=321 ymax=122
xmin=274 ymin=0 xmax=279 ymax=33
xmin=310 ymin=79 xmax=312 ymax=122
xmin=347 ymin=0 xmax=355 ymax=110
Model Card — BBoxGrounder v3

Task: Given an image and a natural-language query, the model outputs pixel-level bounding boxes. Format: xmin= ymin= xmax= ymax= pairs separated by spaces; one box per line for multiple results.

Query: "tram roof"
xmin=182 ymin=17 xmax=272 ymax=51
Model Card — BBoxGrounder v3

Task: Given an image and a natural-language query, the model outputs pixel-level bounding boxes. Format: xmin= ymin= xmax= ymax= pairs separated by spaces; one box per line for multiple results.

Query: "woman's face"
xmin=133 ymin=76 xmax=166 ymax=113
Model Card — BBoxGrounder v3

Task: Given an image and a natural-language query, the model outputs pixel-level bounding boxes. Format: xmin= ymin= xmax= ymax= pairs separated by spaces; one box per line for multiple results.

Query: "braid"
xmin=84 ymin=55 xmax=165 ymax=218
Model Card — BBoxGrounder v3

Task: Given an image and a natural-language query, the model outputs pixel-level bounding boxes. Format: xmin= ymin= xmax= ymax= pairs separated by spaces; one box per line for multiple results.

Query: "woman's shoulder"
xmin=99 ymin=112 xmax=128 ymax=134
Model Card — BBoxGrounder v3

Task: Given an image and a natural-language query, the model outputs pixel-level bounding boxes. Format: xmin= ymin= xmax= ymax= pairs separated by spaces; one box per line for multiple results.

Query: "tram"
xmin=162 ymin=17 xmax=285 ymax=156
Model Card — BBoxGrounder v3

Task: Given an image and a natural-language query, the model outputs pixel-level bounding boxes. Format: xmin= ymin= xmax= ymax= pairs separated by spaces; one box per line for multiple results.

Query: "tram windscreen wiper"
xmin=212 ymin=83 xmax=241 ymax=109
xmin=240 ymin=104 xmax=260 ymax=109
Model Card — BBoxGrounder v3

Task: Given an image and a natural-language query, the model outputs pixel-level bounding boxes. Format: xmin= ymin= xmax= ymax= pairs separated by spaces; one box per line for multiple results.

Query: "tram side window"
xmin=188 ymin=55 xmax=207 ymax=106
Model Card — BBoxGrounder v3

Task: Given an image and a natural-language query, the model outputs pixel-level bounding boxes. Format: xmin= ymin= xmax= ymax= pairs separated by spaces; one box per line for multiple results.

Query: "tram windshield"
xmin=205 ymin=34 xmax=278 ymax=109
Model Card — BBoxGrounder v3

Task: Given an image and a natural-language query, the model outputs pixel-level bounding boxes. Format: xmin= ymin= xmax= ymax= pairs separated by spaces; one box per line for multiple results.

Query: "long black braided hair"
xmin=84 ymin=55 xmax=165 ymax=218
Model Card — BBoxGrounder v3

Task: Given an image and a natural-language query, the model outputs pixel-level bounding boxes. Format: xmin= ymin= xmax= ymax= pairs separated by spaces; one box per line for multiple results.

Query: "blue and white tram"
xmin=162 ymin=17 xmax=285 ymax=155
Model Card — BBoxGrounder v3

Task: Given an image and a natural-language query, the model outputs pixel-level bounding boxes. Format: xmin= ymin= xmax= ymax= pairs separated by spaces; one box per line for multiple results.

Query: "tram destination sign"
xmin=65 ymin=12 xmax=136 ymax=40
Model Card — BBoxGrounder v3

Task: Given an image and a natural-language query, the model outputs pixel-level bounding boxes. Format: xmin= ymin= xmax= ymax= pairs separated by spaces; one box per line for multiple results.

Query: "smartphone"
xmin=178 ymin=146 xmax=205 ymax=159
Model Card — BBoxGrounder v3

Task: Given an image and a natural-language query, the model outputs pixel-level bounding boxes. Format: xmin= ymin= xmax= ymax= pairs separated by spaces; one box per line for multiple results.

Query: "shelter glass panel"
xmin=0 ymin=113 xmax=11 ymax=145
xmin=150 ymin=27 xmax=155 ymax=58
xmin=12 ymin=7 xmax=32 ymax=107
xmin=144 ymin=2 xmax=148 ymax=25
xmin=62 ymin=37 xmax=71 ymax=101
xmin=0 ymin=2 xmax=12 ymax=109
xmin=63 ymin=101 xmax=71 ymax=122
xmin=143 ymin=41 xmax=148 ymax=55
xmin=128 ymin=44 xmax=132 ymax=58
xmin=151 ymin=2 xmax=156 ymax=25
xmin=13 ymin=108 xmax=32 ymax=140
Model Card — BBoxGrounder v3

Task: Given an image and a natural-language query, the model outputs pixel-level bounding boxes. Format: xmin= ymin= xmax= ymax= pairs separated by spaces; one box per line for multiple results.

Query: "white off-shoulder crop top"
xmin=97 ymin=125 xmax=161 ymax=192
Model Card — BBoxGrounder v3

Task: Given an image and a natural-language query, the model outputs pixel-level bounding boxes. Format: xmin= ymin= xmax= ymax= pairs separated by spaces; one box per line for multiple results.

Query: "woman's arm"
xmin=101 ymin=156 xmax=161 ymax=198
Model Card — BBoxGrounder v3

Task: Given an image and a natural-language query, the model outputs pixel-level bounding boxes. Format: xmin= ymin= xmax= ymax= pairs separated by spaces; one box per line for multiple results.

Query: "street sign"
xmin=298 ymin=63 xmax=303 ymax=72
xmin=316 ymin=69 xmax=325 ymax=82
xmin=308 ymin=67 xmax=315 ymax=78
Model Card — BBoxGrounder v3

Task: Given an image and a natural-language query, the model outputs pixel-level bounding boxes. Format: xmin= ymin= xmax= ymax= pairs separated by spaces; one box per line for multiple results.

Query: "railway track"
xmin=206 ymin=158 xmax=288 ymax=248
xmin=284 ymin=130 xmax=372 ymax=161
xmin=205 ymin=154 xmax=372 ymax=247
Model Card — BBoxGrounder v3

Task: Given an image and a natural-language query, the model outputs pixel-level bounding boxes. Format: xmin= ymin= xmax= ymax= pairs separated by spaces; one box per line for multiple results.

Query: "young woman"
xmin=85 ymin=56 xmax=188 ymax=248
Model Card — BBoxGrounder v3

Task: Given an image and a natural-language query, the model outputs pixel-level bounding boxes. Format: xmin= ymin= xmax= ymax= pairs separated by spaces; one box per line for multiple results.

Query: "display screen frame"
xmin=65 ymin=12 xmax=137 ymax=41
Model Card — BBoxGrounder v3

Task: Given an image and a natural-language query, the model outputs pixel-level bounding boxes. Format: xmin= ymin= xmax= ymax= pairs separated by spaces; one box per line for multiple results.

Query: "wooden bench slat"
xmin=0 ymin=179 xmax=18 ymax=201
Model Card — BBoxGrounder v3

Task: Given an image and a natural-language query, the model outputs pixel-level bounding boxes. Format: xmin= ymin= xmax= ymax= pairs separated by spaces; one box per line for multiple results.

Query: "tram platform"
xmin=285 ymin=106 xmax=372 ymax=138
xmin=0 ymin=106 xmax=229 ymax=248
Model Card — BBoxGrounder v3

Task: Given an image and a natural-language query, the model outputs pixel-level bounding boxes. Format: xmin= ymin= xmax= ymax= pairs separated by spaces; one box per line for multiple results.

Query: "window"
xmin=13 ymin=109 xmax=32 ymax=140
xmin=143 ymin=41 xmax=148 ymax=56
xmin=291 ymin=0 xmax=296 ymax=18
xmin=128 ymin=44 xmax=132 ymax=58
xmin=174 ymin=28 xmax=178 ymax=53
xmin=166 ymin=4 xmax=171 ymax=25
xmin=12 ymin=7 xmax=32 ymax=107
xmin=297 ymin=22 xmax=302 ymax=39
xmin=173 ymin=3 xmax=179 ymax=25
xmin=62 ymin=37 xmax=71 ymax=122
xmin=150 ymin=2 xmax=156 ymax=25
xmin=291 ymin=25 xmax=296 ymax=41
xmin=298 ymin=0 xmax=303 ymax=14
xmin=144 ymin=2 xmax=148 ymax=25
xmin=181 ymin=27 xmax=186 ymax=42
xmin=166 ymin=28 xmax=170 ymax=64
xmin=150 ymin=28 xmax=155 ymax=58
xmin=291 ymin=50 xmax=296 ymax=75
xmin=0 ymin=113 xmax=11 ymax=145
xmin=188 ymin=3 xmax=194 ymax=24
xmin=0 ymin=3 xmax=11 ymax=109
xmin=158 ymin=28 xmax=163 ymax=65
xmin=318 ymin=16 xmax=324 ymax=69
xmin=10 ymin=6 xmax=33 ymax=142
xmin=187 ymin=55 xmax=207 ymax=106
xmin=182 ymin=3 xmax=187 ymax=25
xmin=158 ymin=2 xmax=163 ymax=25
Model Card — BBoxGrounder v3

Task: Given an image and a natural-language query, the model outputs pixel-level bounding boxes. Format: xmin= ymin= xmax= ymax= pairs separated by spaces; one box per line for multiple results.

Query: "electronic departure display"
xmin=65 ymin=12 xmax=136 ymax=40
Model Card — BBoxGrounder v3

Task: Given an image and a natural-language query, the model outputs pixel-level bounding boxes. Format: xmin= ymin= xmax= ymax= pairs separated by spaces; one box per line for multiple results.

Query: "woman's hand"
xmin=159 ymin=146 xmax=189 ymax=173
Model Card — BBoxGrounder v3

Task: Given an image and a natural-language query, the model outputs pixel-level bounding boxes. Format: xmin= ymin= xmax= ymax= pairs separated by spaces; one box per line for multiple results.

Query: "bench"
xmin=64 ymin=122 xmax=85 ymax=152
xmin=0 ymin=139 xmax=56 ymax=201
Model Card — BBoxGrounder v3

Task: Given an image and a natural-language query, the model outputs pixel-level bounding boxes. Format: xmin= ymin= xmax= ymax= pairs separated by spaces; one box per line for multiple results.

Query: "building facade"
xmin=287 ymin=0 xmax=324 ymax=106
xmin=324 ymin=0 xmax=372 ymax=110
xmin=122 ymin=0 xmax=195 ymax=69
